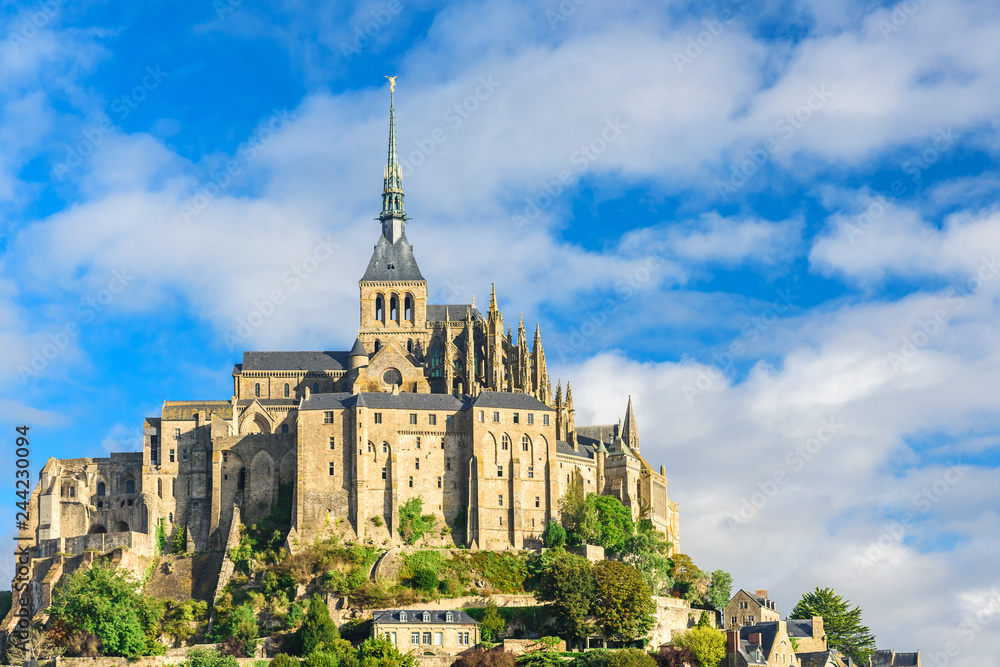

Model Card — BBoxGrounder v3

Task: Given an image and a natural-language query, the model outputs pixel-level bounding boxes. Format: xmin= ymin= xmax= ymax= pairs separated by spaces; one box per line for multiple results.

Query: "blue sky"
xmin=3 ymin=0 xmax=1000 ymax=660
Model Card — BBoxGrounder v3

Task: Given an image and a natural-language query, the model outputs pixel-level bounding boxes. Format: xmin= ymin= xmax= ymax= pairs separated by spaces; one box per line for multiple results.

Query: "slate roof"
xmin=425 ymin=305 xmax=485 ymax=322
xmin=472 ymin=391 xmax=553 ymax=411
xmin=798 ymin=651 xmax=839 ymax=667
xmin=556 ymin=440 xmax=596 ymax=460
xmin=739 ymin=622 xmax=780 ymax=658
xmin=786 ymin=619 xmax=818 ymax=638
xmin=372 ymin=609 xmax=478 ymax=625
xmin=349 ymin=338 xmax=368 ymax=357
xmin=236 ymin=399 xmax=298 ymax=408
xmin=733 ymin=639 xmax=767 ymax=666
xmin=241 ymin=351 xmax=349 ymax=372
xmin=576 ymin=424 xmax=618 ymax=451
xmin=361 ymin=232 xmax=425 ymax=282
xmin=871 ymin=650 xmax=918 ymax=667
xmin=162 ymin=401 xmax=233 ymax=421
xmin=300 ymin=392 xmax=468 ymax=412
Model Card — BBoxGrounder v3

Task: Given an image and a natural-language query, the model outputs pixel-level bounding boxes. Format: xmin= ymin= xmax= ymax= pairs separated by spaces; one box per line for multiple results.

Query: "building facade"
xmin=17 ymin=84 xmax=680 ymax=585
xmin=372 ymin=609 xmax=479 ymax=657
xmin=725 ymin=589 xmax=781 ymax=632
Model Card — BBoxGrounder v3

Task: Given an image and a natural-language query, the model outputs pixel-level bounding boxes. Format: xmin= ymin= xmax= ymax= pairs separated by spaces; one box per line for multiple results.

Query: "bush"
xmin=606 ymin=649 xmax=657 ymax=667
xmin=413 ymin=567 xmax=439 ymax=594
xmin=304 ymin=651 xmax=338 ymax=667
xmin=271 ymin=654 xmax=301 ymax=667
xmin=173 ymin=525 xmax=188 ymax=553
xmin=453 ymin=647 xmax=516 ymax=667
xmin=398 ymin=497 xmax=436 ymax=544
xmin=187 ymin=648 xmax=240 ymax=667
xmin=298 ymin=594 xmax=340 ymax=655
xmin=542 ymin=521 xmax=566 ymax=549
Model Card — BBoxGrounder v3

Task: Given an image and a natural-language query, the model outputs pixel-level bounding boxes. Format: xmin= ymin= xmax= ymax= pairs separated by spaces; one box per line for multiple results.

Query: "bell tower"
xmin=358 ymin=77 xmax=429 ymax=356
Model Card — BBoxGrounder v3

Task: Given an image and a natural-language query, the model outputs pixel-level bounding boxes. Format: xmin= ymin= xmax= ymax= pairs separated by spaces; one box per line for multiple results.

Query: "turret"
xmin=622 ymin=394 xmax=638 ymax=455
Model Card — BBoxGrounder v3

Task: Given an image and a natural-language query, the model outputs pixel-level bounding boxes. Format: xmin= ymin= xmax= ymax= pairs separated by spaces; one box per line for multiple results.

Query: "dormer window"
xmin=446 ymin=612 xmax=453 ymax=622
xmin=422 ymin=612 xmax=430 ymax=622
xmin=400 ymin=611 xmax=407 ymax=622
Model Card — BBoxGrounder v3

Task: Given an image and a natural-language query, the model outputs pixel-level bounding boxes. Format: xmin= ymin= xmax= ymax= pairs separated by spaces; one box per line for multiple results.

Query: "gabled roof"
xmin=372 ymin=609 xmax=478 ymax=625
xmin=472 ymin=391 xmax=553 ymax=410
xmin=361 ymin=232 xmax=424 ymax=282
xmin=242 ymin=351 xmax=349 ymax=372
xmin=575 ymin=424 xmax=617 ymax=450
xmin=739 ymin=622 xmax=780 ymax=658
xmin=871 ymin=650 xmax=919 ymax=667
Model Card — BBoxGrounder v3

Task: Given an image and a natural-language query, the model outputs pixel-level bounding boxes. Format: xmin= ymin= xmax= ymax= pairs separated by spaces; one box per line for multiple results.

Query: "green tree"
xmin=620 ymin=526 xmax=673 ymax=595
xmin=592 ymin=560 xmax=655 ymax=642
xmin=413 ymin=567 xmax=439 ymax=594
xmin=298 ymin=594 xmax=340 ymax=655
xmin=541 ymin=521 xmax=566 ymax=549
xmin=398 ymin=497 xmax=436 ymax=545
xmin=705 ymin=570 xmax=732 ymax=611
xmin=672 ymin=627 xmax=726 ymax=667
xmin=589 ymin=494 xmax=635 ymax=554
xmin=172 ymin=525 xmax=188 ymax=553
xmin=559 ymin=469 xmax=599 ymax=546
xmin=790 ymin=587 xmax=876 ymax=666
xmin=270 ymin=653 xmax=301 ymax=667
xmin=357 ymin=636 xmax=416 ymax=667
xmin=534 ymin=550 xmax=595 ymax=643
xmin=47 ymin=562 xmax=163 ymax=659
xmin=516 ymin=651 xmax=564 ymax=667
xmin=669 ymin=553 xmax=707 ymax=604
xmin=480 ymin=600 xmax=506 ymax=642
xmin=229 ymin=604 xmax=259 ymax=658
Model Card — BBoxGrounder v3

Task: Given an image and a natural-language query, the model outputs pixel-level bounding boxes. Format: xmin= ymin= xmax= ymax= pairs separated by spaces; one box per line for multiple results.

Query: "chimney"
xmin=748 ymin=632 xmax=761 ymax=646
xmin=813 ymin=616 xmax=825 ymax=646
xmin=756 ymin=589 xmax=768 ymax=600
xmin=726 ymin=630 xmax=739 ymax=654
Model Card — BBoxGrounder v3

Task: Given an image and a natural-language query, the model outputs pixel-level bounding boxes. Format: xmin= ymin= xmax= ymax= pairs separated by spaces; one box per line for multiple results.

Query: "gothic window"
xmin=407 ymin=339 xmax=413 ymax=354
xmin=429 ymin=340 xmax=444 ymax=378
xmin=284 ymin=383 xmax=290 ymax=398
xmin=255 ymin=383 xmax=260 ymax=397
xmin=375 ymin=295 xmax=385 ymax=323
xmin=313 ymin=382 xmax=319 ymax=393
xmin=390 ymin=295 xmax=399 ymax=322
xmin=97 ymin=482 xmax=106 ymax=496
xmin=125 ymin=479 xmax=135 ymax=494
xmin=522 ymin=434 xmax=531 ymax=451
xmin=502 ymin=434 xmax=511 ymax=450
xmin=405 ymin=295 xmax=414 ymax=322
xmin=374 ymin=340 xmax=381 ymax=354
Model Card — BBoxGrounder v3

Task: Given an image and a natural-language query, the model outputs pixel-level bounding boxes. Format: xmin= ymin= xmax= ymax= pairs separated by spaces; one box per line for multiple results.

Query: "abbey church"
xmin=18 ymin=85 xmax=679 ymax=583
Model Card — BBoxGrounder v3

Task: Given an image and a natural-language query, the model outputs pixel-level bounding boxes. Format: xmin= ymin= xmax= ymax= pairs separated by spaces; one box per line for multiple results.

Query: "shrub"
xmin=298 ymin=594 xmax=340 ymax=655
xmin=454 ymin=647 xmax=516 ymax=667
xmin=413 ymin=567 xmax=439 ymax=594
xmin=398 ymin=497 xmax=436 ymax=544
xmin=541 ymin=521 xmax=566 ymax=549
xmin=606 ymin=648 xmax=657 ymax=667
xmin=271 ymin=654 xmax=301 ymax=667
xmin=304 ymin=651 xmax=338 ymax=667
xmin=173 ymin=525 xmax=188 ymax=553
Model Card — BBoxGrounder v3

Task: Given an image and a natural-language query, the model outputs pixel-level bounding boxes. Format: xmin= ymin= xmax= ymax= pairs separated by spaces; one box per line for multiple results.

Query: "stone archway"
xmin=113 ymin=521 xmax=130 ymax=532
xmin=89 ymin=524 xmax=107 ymax=534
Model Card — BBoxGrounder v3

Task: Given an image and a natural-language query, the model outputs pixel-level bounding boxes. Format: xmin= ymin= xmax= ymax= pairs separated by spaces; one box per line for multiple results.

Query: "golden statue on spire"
xmin=386 ymin=75 xmax=397 ymax=92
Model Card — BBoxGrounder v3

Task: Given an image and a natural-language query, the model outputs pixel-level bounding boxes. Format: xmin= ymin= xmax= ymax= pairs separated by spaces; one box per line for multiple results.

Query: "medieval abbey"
xmin=18 ymin=84 xmax=679 ymax=582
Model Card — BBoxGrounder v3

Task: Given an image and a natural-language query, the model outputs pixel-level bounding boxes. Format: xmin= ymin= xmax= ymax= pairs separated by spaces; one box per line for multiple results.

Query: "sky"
xmin=2 ymin=0 xmax=999 ymax=661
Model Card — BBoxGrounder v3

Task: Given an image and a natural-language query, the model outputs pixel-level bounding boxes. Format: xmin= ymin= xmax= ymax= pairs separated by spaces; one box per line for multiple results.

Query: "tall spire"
xmin=380 ymin=76 xmax=406 ymax=238
xmin=622 ymin=394 xmax=639 ymax=454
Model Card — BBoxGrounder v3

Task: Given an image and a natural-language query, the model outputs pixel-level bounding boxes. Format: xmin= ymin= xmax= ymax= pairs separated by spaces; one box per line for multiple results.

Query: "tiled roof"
xmin=472 ymin=391 xmax=553 ymax=411
xmin=425 ymin=305 xmax=485 ymax=322
xmin=241 ymin=351 xmax=349 ymax=372
xmin=372 ymin=610 xmax=478 ymax=625
xmin=361 ymin=232 xmax=425 ymax=282
xmin=786 ymin=619 xmax=817 ymax=638
xmin=299 ymin=393 xmax=355 ymax=411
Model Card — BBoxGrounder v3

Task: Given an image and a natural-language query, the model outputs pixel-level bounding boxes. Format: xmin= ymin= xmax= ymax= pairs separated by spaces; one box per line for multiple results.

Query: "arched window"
xmin=405 ymin=295 xmax=413 ymax=322
xmin=97 ymin=482 xmax=106 ymax=496
xmin=125 ymin=479 xmax=135 ymax=494
xmin=281 ymin=424 xmax=289 ymax=433
xmin=522 ymin=434 xmax=531 ymax=451
xmin=313 ymin=382 xmax=319 ymax=393
xmin=407 ymin=339 xmax=413 ymax=354
xmin=157 ymin=479 xmax=162 ymax=498
xmin=502 ymin=434 xmax=511 ymax=450
xmin=69 ymin=486 xmax=75 ymax=498
xmin=255 ymin=383 xmax=260 ymax=397
xmin=374 ymin=340 xmax=381 ymax=354
xmin=284 ymin=383 xmax=290 ymax=398
xmin=375 ymin=294 xmax=385 ymax=323
xmin=390 ymin=295 xmax=399 ymax=322
xmin=429 ymin=340 xmax=444 ymax=378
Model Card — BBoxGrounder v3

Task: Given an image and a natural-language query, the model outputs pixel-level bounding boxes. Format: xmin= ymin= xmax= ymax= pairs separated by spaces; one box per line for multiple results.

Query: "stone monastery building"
xmin=22 ymin=84 xmax=680 ymax=564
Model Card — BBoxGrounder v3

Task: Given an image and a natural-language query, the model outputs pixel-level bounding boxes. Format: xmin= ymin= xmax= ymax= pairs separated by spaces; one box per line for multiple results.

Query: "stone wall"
xmin=34 ymin=530 xmax=154 ymax=559
xmin=649 ymin=596 xmax=714 ymax=647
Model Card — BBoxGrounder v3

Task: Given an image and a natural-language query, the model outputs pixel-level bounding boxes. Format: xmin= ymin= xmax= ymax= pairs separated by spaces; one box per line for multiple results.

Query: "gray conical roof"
xmin=349 ymin=337 xmax=368 ymax=357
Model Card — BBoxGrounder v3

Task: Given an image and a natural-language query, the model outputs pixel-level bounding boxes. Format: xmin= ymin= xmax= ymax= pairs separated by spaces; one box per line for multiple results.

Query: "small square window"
xmin=329 ymin=437 xmax=335 ymax=450
xmin=437 ymin=477 xmax=442 ymax=488
xmin=329 ymin=463 xmax=335 ymax=475
xmin=324 ymin=411 xmax=334 ymax=424
xmin=447 ymin=415 xmax=454 ymax=427
xmin=223 ymin=451 xmax=228 ymax=463
xmin=535 ymin=496 xmax=540 ymax=507
xmin=528 ymin=466 xmax=534 ymax=479
xmin=374 ymin=413 xmax=382 ymax=424
xmin=415 ymin=458 xmax=420 ymax=470
xmin=409 ymin=413 xmax=417 ymax=425
xmin=429 ymin=414 xmax=437 ymax=425
xmin=493 ymin=411 xmax=500 ymax=423
xmin=543 ymin=414 xmax=550 ymax=426
xmin=527 ymin=414 xmax=534 ymax=425
xmin=497 ymin=466 xmax=503 ymax=477
xmin=169 ymin=449 xmax=175 ymax=463
xmin=441 ymin=437 xmax=445 ymax=449
xmin=409 ymin=476 xmax=414 ymax=488
xmin=381 ymin=467 xmax=387 ymax=479
xmin=513 ymin=413 xmax=519 ymax=424
xmin=498 ymin=495 xmax=503 ymax=506
xmin=478 ymin=410 xmax=485 ymax=422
